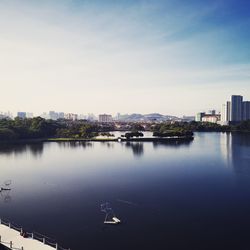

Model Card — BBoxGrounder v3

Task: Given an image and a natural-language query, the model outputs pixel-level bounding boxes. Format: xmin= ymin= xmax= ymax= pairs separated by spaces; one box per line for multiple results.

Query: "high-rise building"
xmin=195 ymin=112 xmax=205 ymax=122
xmin=41 ymin=112 xmax=49 ymax=119
xmin=202 ymin=114 xmax=220 ymax=123
xmin=99 ymin=114 xmax=113 ymax=123
xmin=208 ymin=110 xmax=216 ymax=115
xmin=226 ymin=101 xmax=231 ymax=122
xmin=26 ymin=112 xmax=33 ymax=118
xmin=0 ymin=111 xmax=12 ymax=120
xmin=220 ymin=101 xmax=231 ymax=125
xmin=17 ymin=112 xmax=26 ymax=119
xmin=78 ymin=114 xmax=87 ymax=120
xmin=49 ymin=111 xmax=59 ymax=120
xmin=65 ymin=113 xmax=78 ymax=121
xmin=221 ymin=104 xmax=226 ymax=124
xmin=242 ymin=101 xmax=250 ymax=121
xmin=116 ymin=113 xmax=121 ymax=120
xmin=230 ymin=95 xmax=243 ymax=122
xmin=58 ymin=112 xmax=65 ymax=119
xmin=0 ymin=114 xmax=11 ymax=120
xmin=196 ymin=111 xmax=220 ymax=124
xmin=87 ymin=113 xmax=97 ymax=121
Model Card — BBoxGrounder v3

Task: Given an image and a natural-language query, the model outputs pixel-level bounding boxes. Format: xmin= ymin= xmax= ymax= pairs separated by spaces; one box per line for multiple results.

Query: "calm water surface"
xmin=0 ymin=132 xmax=250 ymax=250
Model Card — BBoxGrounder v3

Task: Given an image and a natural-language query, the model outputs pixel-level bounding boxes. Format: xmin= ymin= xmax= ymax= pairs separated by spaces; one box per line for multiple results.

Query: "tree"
xmin=131 ymin=124 xmax=145 ymax=132
xmin=0 ymin=128 xmax=17 ymax=140
xmin=125 ymin=131 xmax=144 ymax=139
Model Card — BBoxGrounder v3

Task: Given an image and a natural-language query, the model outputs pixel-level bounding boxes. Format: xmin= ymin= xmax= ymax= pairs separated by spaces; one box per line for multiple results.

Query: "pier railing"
xmin=0 ymin=218 xmax=70 ymax=250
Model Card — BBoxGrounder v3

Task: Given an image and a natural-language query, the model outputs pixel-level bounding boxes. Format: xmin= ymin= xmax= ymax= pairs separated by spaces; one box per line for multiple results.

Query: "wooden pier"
xmin=0 ymin=219 xmax=69 ymax=250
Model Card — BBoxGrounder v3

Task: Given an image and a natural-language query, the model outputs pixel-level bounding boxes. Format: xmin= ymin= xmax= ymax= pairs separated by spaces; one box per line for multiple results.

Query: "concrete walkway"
xmin=0 ymin=224 xmax=55 ymax=250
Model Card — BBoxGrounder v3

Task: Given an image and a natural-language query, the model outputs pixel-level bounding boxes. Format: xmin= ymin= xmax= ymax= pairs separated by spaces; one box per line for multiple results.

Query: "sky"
xmin=0 ymin=0 xmax=249 ymax=117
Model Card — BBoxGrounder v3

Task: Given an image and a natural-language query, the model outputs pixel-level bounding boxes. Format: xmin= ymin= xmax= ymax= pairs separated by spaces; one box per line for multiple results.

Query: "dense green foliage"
xmin=0 ymin=117 xmax=60 ymax=140
xmin=130 ymin=124 xmax=145 ymax=132
xmin=152 ymin=123 xmax=193 ymax=137
xmin=56 ymin=123 xmax=99 ymax=139
xmin=99 ymin=132 xmax=115 ymax=137
xmin=153 ymin=131 xmax=193 ymax=137
xmin=0 ymin=117 xmax=100 ymax=141
xmin=124 ymin=131 xmax=144 ymax=139
xmin=235 ymin=120 xmax=250 ymax=132
xmin=152 ymin=120 xmax=250 ymax=134
xmin=0 ymin=117 xmax=250 ymax=142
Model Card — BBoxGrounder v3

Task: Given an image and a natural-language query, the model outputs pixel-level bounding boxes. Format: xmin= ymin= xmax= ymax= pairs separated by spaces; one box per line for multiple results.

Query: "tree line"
xmin=0 ymin=117 xmax=250 ymax=141
xmin=151 ymin=120 xmax=250 ymax=134
xmin=0 ymin=117 xmax=100 ymax=141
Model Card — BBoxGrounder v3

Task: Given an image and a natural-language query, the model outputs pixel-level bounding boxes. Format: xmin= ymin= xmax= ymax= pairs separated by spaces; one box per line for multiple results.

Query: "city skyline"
xmin=0 ymin=0 xmax=250 ymax=116
xmin=1 ymin=92 xmax=249 ymax=119
xmin=0 ymin=92 xmax=248 ymax=119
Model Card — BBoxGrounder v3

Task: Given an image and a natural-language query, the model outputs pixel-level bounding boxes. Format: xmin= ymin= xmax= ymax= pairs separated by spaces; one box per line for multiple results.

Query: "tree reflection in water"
xmin=125 ymin=142 xmax=144 ymax=157
xmin=152 ymin=140 xmax=193 ymax=149
xmin=56 ymin=141 xmax=94 ymax=149
xmin=0 ymin=143 xmax=44 ymax=158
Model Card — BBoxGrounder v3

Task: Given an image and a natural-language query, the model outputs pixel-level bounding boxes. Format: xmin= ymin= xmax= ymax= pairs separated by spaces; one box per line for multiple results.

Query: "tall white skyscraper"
xmin=226 ymin=101 xmax=231 ymax=122
xmin=221 ymin=104 xmax=227 ymax=124
xmin=220 ymin=101 xmax=231 ymax=125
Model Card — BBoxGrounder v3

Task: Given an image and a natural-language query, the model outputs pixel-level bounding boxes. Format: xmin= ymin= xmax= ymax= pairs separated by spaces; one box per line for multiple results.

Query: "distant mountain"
xmin=117 ymin=113 xmax=179 ymax=122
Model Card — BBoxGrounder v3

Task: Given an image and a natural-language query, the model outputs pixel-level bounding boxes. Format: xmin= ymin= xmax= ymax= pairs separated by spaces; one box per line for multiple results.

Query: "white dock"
xmin=0 ymin=219 xmax=69 ymax=250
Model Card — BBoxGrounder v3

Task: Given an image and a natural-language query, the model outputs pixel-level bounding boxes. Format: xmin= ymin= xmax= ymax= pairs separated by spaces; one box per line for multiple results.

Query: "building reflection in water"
xmin=220 ymin=132 xmax=250 ymax=175
xmin=220 ymin=133 xmax=233 ymax=168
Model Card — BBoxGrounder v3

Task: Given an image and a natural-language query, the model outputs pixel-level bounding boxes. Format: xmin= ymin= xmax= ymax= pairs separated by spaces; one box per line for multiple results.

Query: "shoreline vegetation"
xmin=0 ymin=117 xmax=250 ymax=143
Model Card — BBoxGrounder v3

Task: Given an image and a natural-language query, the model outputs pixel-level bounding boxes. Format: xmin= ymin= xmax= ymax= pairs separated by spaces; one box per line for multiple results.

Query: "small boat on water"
xmin=101 ymin=202 xmax=121 ymax=225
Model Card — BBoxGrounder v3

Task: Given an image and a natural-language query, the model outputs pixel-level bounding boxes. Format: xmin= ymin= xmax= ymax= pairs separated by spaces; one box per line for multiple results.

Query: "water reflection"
xmin=1 ymin=133 xmax=250 ymax=250
xmin=0 ymin=139 xmax=194 ymax=159
xmin=152 ymin=140 xmax=193 ymax=149
xmin=221 ymin=133 xmax=250 ymax=175
xmin=231 ymin=133 xmax=250 ymax=175
xmin=220 ymin=133 xmax=232 ymax=167
xmin=124 ymin=142 xmax=144 ymax=157
xmin=100 ymin=141 xmax=114 ymax=148
xmin=56 ymin=141 xmax=94 ymax=149
xmin=0 ymin=143 xmax=44 ymax=158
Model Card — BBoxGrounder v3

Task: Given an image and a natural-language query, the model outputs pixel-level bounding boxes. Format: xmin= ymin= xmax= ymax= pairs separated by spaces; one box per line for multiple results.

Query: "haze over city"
xmin=0 ymin=0 xmax=250 ymax=116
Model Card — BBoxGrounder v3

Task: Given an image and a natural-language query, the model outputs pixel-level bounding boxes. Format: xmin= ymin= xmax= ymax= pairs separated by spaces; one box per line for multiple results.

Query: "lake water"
xmin=0 ymin=132 xmax=250 ymax=250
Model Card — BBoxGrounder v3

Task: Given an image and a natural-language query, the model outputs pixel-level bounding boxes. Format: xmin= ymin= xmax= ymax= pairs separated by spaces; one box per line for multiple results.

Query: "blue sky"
xmin=0 ymin=0 xmax=249 ymax=116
